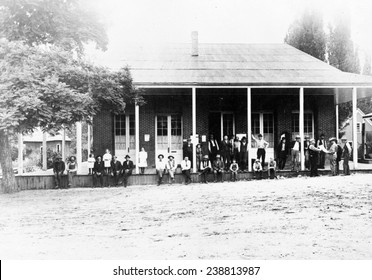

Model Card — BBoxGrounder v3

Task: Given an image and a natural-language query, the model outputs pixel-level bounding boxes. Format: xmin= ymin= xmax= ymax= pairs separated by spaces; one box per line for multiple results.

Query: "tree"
xmin=328 ymin=16 xmax=360 ymax=74
xmin=0 ymin=0 xmax=108 ymax=54
xmin=285 ymin=9 xmax=327 ymax=61
xmin=362 ymin=53 xmax=371 ymax=76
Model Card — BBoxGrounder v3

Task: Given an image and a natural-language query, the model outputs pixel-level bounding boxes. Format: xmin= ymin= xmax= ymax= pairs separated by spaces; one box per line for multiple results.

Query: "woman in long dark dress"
xmin=239 ymin=137 xmax=248 ymax=171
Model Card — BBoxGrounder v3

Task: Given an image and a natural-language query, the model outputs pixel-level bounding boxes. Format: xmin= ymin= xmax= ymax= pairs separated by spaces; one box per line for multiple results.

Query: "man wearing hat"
xmin=181 ymin=156 xmax=192 ymax=184
xmin=252 ymin=133 xmax=269 ymax=169
xmin=290 ymin=135 xmax=302 ymax=172
xmin=341 ymin=136 xmax=352 ymax=175
xmin=308 ymin=138 xmax=322 ymax=177
xmin=166 ymin=155 xmax=177 ymax=184
xmin=199 ymin=155 xmax=212 ymax=183
xmin=304 ymin=136 xmax=311 ymax=170
xmin=52 ymin=154 xmax=65 ymax=188
xmin=111 ymin=156 xmax=122 ymax=186
xmin=156 ymin=154 xmax=166 ymax=186
xmin=66 ymin=156 xmax=77 ymax=188
xmin=212 ymin=154 xmax=225 ymax=182
xmin=327 ymin=137 xmax=338 ymax=176
xmin=183 ymin=138 xmax=193 ymax=168
xmin=253 ymin=159 xmax=263 ymax=179
xmin=316 ymin=134 xmax=327 ymax=169
xmin=122 ymin=155 xmax=134 ymax=187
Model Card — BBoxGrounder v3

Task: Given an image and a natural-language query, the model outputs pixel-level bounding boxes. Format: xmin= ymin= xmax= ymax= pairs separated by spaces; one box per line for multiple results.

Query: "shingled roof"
xmin=120 ymin=43 xmax=372 ymax=87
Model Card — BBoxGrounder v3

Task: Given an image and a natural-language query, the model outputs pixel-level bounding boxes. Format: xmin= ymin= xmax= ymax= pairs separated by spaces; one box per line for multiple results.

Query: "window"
xmin=157 ymin=116 xmax=168 ymax=136
xmin=291 ymin=112 xmax=314 ymax=138
xmin=171 ymin=115 xmax=182 ymax=136
xmin=114 ymin=114 xmax=126 ymax=136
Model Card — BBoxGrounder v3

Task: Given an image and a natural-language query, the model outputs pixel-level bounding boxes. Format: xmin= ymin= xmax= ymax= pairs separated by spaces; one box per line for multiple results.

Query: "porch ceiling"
xmin=118 ymin=43 xmax=372 ymax=88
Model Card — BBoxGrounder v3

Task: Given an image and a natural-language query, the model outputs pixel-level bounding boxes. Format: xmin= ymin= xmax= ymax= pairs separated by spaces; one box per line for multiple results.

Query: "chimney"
xmin=191 ymin=31 xmax=198 ymax=56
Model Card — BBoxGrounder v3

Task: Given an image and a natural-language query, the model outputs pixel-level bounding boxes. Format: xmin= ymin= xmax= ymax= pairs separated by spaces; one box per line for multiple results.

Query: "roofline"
xmin=135 ymin=83 xmax=372 ymax=88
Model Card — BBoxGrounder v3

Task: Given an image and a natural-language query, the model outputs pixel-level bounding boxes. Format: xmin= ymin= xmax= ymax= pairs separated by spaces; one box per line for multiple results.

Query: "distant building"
xmin=23 ymin=128 xmax=71 ymax=159
xmin=340 ymin=108 xmax=372 ymax=158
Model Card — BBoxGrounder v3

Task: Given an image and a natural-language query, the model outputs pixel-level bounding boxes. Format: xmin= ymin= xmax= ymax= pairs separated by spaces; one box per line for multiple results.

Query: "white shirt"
xmin=156 ymin=160 xmax=166 ymax=170
xmin=252 ymin=135 xmax=269 ymax=149
xmin=293 ymin=141 xmax=300 ymax=151
xmin=181 ymin=160 xmax=191 ymax=170
xmin=103 ymin=153 xmax=112 ymax=167
xmin=167 ymin=160 xmax=176 ymax=171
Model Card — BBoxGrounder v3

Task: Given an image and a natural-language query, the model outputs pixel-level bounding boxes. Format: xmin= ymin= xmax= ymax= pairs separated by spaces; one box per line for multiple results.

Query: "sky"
xmin=83 ymin=0 xmax=372 ymax=68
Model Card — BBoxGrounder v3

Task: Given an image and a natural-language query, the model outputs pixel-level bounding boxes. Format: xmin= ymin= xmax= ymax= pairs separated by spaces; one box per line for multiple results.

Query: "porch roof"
xmin=120 ymin=43 xmax=372 ymax=87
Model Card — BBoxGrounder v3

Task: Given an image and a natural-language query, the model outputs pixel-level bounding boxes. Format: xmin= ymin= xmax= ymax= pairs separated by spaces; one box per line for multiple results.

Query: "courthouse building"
xmin=93 ymin=32 xmax=372 ymax=172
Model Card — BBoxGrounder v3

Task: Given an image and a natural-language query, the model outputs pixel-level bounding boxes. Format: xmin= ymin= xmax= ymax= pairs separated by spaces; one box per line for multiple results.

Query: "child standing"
xmin=229 ymin=159 xmax=239 ymax=182
xmin=87 ymin=153 xmax=95 ymax=175
xmin=138 ymin=147 xmax=148 ymax=174
xmin=102 ymin=149 xmax=112 ymax=175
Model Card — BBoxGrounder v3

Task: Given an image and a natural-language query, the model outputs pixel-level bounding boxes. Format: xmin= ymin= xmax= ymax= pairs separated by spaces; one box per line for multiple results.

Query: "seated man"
xmin=212 ymin=154 xmax=225 ymax=182
xmin=166 ymin=155 xmax=177 ymax=184
xmin=199 ymin=155 xmax=212 ymax=183
xmin=229 ymin=158 xmax=239 ymax=182
xmin=52 ymin=154 xmax=65 ymax=189
xmin=253 ymin=159 xmax=263 ymax=180
xmin=156 ymin=154 xmax=166 ymax=186
xmin=93 ymin=156 xmax=104 ymax=187
xmin=122 ymin=155 xmax=134 ymax=188
xmin=111 ymin=156 xmax=122 ymax=186
xmin=181 ymin=156 xmax=192 ymax=184
xmin=268 ymin=157 xmax=277 ymax=179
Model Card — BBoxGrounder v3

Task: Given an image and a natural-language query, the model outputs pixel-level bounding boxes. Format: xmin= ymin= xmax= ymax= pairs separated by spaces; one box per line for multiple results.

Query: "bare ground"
xmin=0 ymin=174 xmax=371 ymax=259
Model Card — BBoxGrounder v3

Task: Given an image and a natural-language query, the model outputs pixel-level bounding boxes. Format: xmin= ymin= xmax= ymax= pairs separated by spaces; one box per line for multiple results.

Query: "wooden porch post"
xmin=299 ymin=87 xmax=305 ymax=171
xmin=352 ymin=87 xmax=358 ymax=169
xmin=192 ymin=87 xmax=197 ymax=172
xmin=42 ymin=132 xmax=47 ymax=171
xmin=335 ymin=104 xmax=339 ymax=139
xmin=18 ymin=133 xmax=23 ymax=175
xmin=247 ymin=87 xmax=252 ymax=172
xmin=87 ymin=122 xmax=91 ymax=156
xmin=62 ymin=126 xmax=66 ymax=160
xmin=135 ymin=102 xmax=140 ymax=174
xmin=76 ymin=122 xmax=82 ymax=173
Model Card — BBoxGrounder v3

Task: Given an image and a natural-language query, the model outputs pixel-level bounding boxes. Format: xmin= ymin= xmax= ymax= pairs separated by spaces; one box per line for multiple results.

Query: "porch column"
xmin=87 ymin=121 xmax=91 ymax=155
xmin=352 ymin=87 xmax=358 ymax=169
xmin=62 ymin=126 xmax=66 ymax=160
xmin=299 ymin=87 xmax=305 ymax=171
xmin=247 ymin=87 xmax=252 ymax=172
xmin=42 ymin=132 xmax=47 ymax=171
xmin=76 ymin=122 xmax=82 ymax=173
xmin=335 ymin=104 xmax=339 ymax=138
xmin=135 ymin=102 xmax=140 ymax=174
xmin=18 ymin=133 xmax=23 ymax=175
xmin=192 ymin=87 xmax=197 ymax=172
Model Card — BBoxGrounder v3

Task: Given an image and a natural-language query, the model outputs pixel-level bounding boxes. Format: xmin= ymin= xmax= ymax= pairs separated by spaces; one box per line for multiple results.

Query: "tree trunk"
xmin=0 ymin=129 xmax=18 ymax=193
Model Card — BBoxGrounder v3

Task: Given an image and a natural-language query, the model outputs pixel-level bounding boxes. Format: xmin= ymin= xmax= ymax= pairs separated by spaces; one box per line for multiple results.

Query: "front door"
xmin=114 ymin=114 xmax=136 ymax=163
xmin=208 ymin=112 xmax=235 ymax=141
xmin=251 ymin=112 xmax=274 ymax=163
xmin=156 ymin=115 xmax=183 ymax=164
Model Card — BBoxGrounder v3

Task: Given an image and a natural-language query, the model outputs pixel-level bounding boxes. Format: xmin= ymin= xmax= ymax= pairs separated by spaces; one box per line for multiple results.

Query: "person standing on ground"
xmin=166 ymin=155 xmax=177 ymax=184
xmin=87 ymin=153 xmax=95 ymax=175
xmin=220 ymin=135 xmax=231 ymax=171
xmin=316 ymin=134 xmax=327 ymax=169
xmin=122 ymin=155 xmax=133 ymax=188
xmin=268 ymin=157 xmax=277 ymax=179
xmin=53 ymin=155 xmax=65 ymax=188
xmin=239 ymin=137 xmax=248 ymax=171
xmin=196 ymin=143 xmax=203 ymax=171
xmin=156 ymin=154 xmax=166 ymax=186
xmin=66 ymin=156 xmax=77 ymax=188
xmin=291 ymin=135 xmax=301 ymax=172
xmin=304 ymin=136 xmax=311 ymax=170
xmin=341 ymin=136 xmax=352 ymax=176
xmin=138 ymin=147 xmax=148 ymax=175
xmin=327 ymin=137 xmax=338 ymax=176
xmin=308 ymin=139 xmax=322 ymax=177
xmin=233 ymin=136 xmax=241 ymax=164
xmin=252 ymin=133 xmax=269 ymax=169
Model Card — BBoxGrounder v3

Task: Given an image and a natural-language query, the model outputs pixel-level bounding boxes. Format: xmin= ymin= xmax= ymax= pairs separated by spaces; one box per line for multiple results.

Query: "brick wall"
xmin=92 ymin=111 xmax=114 ymax=156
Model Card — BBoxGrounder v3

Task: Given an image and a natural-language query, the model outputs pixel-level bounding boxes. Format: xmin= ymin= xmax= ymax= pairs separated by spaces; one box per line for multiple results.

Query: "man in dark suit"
xmin=93 ymin=155 xmax=105 ymax=187
xmin=316 ymin=134 xmax=327 ymax=169
xmin=122 ymin=155 xmax=134 ymax=188
xmin=52 ymin=154 xmax=65 ymax=188
xmin=183 ymin=138 xmax=193 ymax=167
xmin=111 ymin=156 xmax=122 ymax=186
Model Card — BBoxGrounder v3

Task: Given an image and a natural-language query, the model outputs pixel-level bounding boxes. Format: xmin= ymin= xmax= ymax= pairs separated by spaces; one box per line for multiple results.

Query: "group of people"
xmin=52 ymin=132 xmax=353 ymax=188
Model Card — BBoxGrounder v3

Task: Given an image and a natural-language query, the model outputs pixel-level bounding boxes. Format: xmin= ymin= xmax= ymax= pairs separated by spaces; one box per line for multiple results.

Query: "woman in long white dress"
xmin=138 ymin=147 xmax=148 ymax=174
